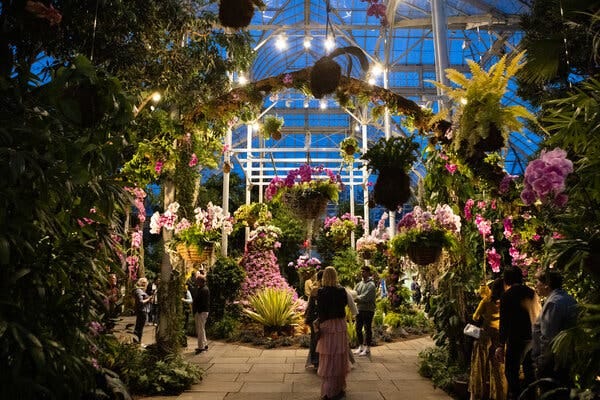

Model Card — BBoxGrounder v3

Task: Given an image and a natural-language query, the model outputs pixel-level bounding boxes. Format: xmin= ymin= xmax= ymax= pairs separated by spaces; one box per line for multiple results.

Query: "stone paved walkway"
xmin=132 ymin=319 xmax=453 ymax=400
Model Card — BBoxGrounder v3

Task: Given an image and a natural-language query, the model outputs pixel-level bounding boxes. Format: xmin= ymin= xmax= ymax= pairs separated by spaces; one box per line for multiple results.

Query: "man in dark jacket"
xmin=495 ymin=267 xmax=540 ymax=400
xmin=192 ymin=273 xmax=210 ymax=354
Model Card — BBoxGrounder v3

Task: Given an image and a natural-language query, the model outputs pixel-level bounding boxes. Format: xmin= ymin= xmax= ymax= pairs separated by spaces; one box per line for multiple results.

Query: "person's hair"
xmin=490 ymin=278 xmax=505 ymax=301
xmin=321 ymin=266 xmax=339 ymax=287
xmin=136 ymin=277 xmax=148 ymax=288
xmin=538 ymin=269 xmax=563 ymax=290
xmin=361 ymin=265 xmax=371 ymax=273
xmin=316 ymin=270 xmax=324 ymax=282
xmin=196 ymin=274 xmax=206 ymax=284
xmin=503 ymin=266 xmax=523 ymax=286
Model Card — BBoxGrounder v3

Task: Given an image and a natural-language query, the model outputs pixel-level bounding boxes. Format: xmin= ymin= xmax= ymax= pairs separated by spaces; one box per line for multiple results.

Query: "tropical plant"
xmin=361 ymin=136 xmax=419 ymax=210
xmin=340 ymin=136 xmax=360 ymax=165
xmin=261 ymin=115 xmax=284 ymax=140
xmin=390 ymin=204 xmax=461 ymax=263
xmin=206 ymin=256 xmax=246 ymax=321
xmin=430 ymin=52 xmax=536 ymax=160
xmin=323 ymin=213 xmax=363 ymax=243
xmin=243 ymin=288 xmax=303 ymax=329
xmin=265 ymin=164 xmax=342 ymax=220
xmin=150 ymin=202 xmax=234 ymax=246
xmin=234 ymin=202 xmax=272 ymax=228
xmin=331 ymin=248 xmax=362 ymax=287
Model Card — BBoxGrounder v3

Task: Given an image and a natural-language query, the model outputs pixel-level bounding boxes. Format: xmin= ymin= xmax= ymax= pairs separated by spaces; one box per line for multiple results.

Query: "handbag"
xmin=463 ymin=323 xmax=481 ymax=339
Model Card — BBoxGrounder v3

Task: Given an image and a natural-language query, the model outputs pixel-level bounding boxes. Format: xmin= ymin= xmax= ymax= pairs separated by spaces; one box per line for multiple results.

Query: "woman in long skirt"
xmin=316 ymin=267 xmax=351 ymax=400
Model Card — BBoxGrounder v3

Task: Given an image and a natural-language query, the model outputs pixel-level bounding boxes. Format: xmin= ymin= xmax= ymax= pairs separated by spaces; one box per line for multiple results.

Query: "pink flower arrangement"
xmin=324 ymin=213 xmax=363 ymax=241
xmin=521 ymin=148 xmax=573 ymax=207
xmin=288 ymin=254 xmax=322 ymax=275
xmin=240 ymin=245 xmax=296 ymax=300
xmin=265 ymin=164 xmax=342 ymax=202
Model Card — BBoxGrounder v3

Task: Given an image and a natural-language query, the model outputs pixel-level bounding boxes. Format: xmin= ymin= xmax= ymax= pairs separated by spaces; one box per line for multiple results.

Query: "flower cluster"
xmin=288 ymin=254 xmax=322 ymax=275
xmin=362 ymin=0 xmax=388 ymax=26
xmin=247 ymin=225 xmax=282 ymax=252
xmin=265 ymin=164 xmax=342 ymax=202
xmin=391 ymin=204 xmax=461 ymax=256
xmin=356 ymin=235 xmax=383 ymax=255
xmin=324 ymin=213 xmax=363 ymax=241
xmin=150 ymin=202 xmax=233 ymax=245
xmin=521 ymin=148 xmax=573 ymax=207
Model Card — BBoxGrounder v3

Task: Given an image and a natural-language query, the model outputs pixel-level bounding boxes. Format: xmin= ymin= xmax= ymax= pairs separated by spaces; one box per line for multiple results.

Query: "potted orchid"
xmin=324 ymin=213 xmax=363 ymax=244
xmin=265 ymin=164 xmax=342 ymax=220
xmin=150 ymin=201 xmax=233 ymax=263
xmin=390 ymin=204 xmax=461 ymax=265
xmin=288 ymin=254 xmax=322 ymax=279
xmin=356 ymin=235 xmax=384 ymax=260
xmin=247 ymin=225 xmax=282 ymax=252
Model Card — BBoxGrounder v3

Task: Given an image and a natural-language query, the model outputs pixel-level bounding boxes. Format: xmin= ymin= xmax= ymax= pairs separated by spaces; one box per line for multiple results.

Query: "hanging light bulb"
xmin=275 ymin=34 xmax=288 ymax=50
xmin=319 ymin=99 xmax=327 ymax=109
xmin=368 ymin=77 xmax=376 ymax=85
xmin=303 ymin=99 xmax=310 ymax=108
xmin=238 ymin=74 xmax=248 ymax=86
xmin=354 ymin=124 xmax=361 ymax=132
xmin=370 ymin=63 xmax=383 ymax=76
xmin=303 ymin=36 xmax=312 ymax=49
xmin=324 ymin=36 xmax=335 ymax=52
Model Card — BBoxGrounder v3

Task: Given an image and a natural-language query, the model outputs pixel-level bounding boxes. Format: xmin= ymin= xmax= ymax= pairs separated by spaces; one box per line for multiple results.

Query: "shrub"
xmin=207 ymin=256 xmax=246 ymax=321
xmin=208 ymin=315 xmax=241 ymax=340
xmin=418 ymin=346 xmax=464 ymax=391
xmin=243 ymin=288 xmax=302 ymax=330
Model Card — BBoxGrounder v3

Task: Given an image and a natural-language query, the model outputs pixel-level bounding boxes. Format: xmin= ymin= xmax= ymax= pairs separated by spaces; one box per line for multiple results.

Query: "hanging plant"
xmin=218 ymin=0 xmax=265 ymax=29
xmin=340 ymin=136 xmax=360 ymax=165
xmin=429 ymin=51 xmax=536 ymax=161
xmin=310 ymin=46 xmax=369 ymax=99
xmin=261 ymin=115 xmax=284 ymax=140
xmin=361 ymin=136 xmax=419 ymax=210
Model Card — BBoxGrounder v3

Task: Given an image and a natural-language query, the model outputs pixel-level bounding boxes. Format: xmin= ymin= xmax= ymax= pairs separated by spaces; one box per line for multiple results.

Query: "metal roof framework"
xmin=218 ymin=0 xmax=538 ymax=251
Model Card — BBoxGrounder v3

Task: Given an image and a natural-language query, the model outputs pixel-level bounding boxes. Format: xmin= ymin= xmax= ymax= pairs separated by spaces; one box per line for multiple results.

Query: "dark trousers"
xmin=505 ymin=339 xmax=534 ymax=400
xmin=134 ymin=310 xmax=147 ymax=342
xmin=307 ymin=323 xmax=319 ymax=367
xmin=356 ymin=310 xmax=374 ymax=346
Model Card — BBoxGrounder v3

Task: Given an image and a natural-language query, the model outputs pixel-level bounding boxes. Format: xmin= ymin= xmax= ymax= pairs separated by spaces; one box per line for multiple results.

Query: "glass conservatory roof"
xmin=225 ymin=0 xmax=538 ymax=208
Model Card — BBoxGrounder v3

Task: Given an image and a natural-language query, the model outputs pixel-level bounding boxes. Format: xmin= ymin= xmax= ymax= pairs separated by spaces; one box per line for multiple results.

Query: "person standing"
xmin=192 ymin=273 xmax=210 ymax=355
xmin=133 ymin=278 xmax=153 ymax=343
xmin=305 ymin=270 xmax=324 ymax=369
xmin=531 ymin=269 xmax=578 ymax=383
xmin=316 ymin=267 xmax=351 ymax=400
xmin=411 ymin=278 xmax=422 ymax=306
xmin=353 ymin=265 xmax=377 ymax=356
xmin=495 ymin=267 xmax=540 ymax=400
xmin=469 ymin=278 xmax=507 ymax=400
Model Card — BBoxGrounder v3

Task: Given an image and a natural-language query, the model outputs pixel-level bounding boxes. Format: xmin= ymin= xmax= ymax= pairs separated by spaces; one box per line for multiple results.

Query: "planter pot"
xmin=283 ymin=191 xmax=329 ymax=220
xmin=343 ymin=144 xmax=356 ymax=155
xmin=373 ymin=168 xmax=411 ymax=211
xmin=407 ymin=245 xmax=442 ymax=266
xmin=452 ymin=379 xmax=469 ymax=400
xmin=309 ymin=57 xmax=341 ymax=99
xmin=218 ymin=0 xmax=255 ymax=28
xmin=176 ymin=243 xmax=214 ymax=264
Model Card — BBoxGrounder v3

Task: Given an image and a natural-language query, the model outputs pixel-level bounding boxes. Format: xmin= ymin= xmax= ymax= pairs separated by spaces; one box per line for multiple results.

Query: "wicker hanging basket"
xmin=176 ymin=243 xmax=214 ymax=264
xmin=407 ymin=245 xmax=442 ymax=266
xmin=282 ymin=191 xmax=329 ymax=220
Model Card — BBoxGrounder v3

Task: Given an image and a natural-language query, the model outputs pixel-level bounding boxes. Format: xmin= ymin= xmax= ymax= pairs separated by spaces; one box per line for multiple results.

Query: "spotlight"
xmin=303 ymin=36 xmax=312 ymax=49
xmin=275 ymin=34 xmax=288 ymax=50
xmin=324 ymin=36 xmax=335 ymax=52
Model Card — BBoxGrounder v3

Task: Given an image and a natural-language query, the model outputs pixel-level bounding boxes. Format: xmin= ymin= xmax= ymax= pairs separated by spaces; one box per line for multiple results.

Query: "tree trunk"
xmin=156 ymin=179 xmax=181 ymax=354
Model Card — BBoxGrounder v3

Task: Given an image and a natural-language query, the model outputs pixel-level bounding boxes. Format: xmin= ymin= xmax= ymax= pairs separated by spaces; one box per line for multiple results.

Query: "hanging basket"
xmin=282 ymin=191 xmax=329 ymax=220
xmin=176 ymin=243 xmax=214 ymax=264
xmin=407 ymin=245 xmax=442 ymax=266
xmin=373 ymin=168 xmax=411 ymax=211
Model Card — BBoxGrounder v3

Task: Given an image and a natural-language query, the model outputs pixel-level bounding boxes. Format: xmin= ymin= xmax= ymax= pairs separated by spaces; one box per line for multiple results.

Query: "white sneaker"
xmin=352 ymin=346 xmax=364 ymax=354
xmin=358 ymin=347 xmax=370 ymax=356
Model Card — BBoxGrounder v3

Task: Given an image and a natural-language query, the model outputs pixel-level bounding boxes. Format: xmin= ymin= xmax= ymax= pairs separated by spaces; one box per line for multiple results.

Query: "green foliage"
xmin=99 ymin=338 xmax=201 ymax=396
xmin=243 ymin=288 xmax=302 ymax=329
xmin=233 ymin=202 xmax=272 ymax=229
xmin=390 ymin=228 xmax=457 ymax=256
xmin=331 ymin=248 xmax=362 ymax=287
xmin=1 ymin=55 xmax=132 ymax=398
xmin=207 ymin=256 xmax=246 ymax=320
xmin=207 ymin=315 xmax=241 ymax=340
xmin=261 ymin=115 xmax=284 ymax=139
xmin=418 ymin=346 xmax=465 ymax=391
xmin=340 ymin=136 xmax=360 ymax=165
xmin=361 ymin=136 xmax=419 ymax=172
xmin=430 ymin=52 xmax=536 ymax=159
